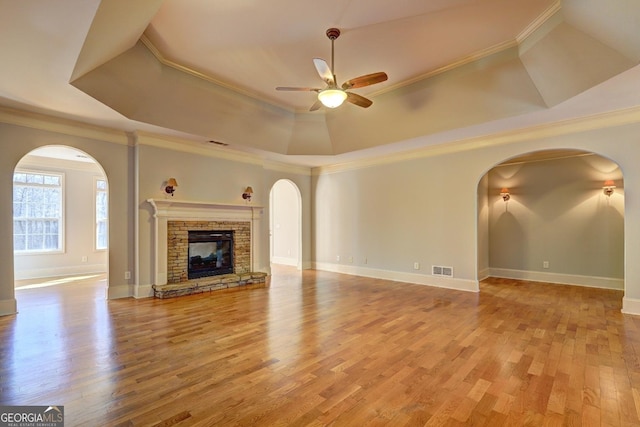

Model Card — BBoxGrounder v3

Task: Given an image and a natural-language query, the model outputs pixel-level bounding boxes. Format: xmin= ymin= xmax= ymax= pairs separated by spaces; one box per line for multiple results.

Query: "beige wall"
xmin=487 ymin=154 xmax=623 ymax=286
xmin=311 ymin=121 xmax=640 ymax=312
xmin=1 ymin=112 xmax=640 ymax=316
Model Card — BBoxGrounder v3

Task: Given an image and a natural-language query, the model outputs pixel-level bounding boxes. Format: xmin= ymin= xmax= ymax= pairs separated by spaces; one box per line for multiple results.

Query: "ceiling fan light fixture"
xmin=318 ymin=89 xmax=347 ymax=108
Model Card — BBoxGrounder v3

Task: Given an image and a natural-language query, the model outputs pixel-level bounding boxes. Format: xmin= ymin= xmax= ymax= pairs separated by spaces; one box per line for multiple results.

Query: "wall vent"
xmin=432 ymin=265 xmax=453 ymax=277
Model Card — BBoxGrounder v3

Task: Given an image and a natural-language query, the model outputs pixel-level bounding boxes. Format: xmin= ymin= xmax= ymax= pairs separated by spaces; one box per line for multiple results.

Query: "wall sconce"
xmin=242 ymin=186 xmax=253 ymax=202
xmin=500 ymin=188 xmax=510 ymax=202
xmin=603 ymin=180 xmax=616 ymax=197
xmin=165 ymin=178 xmax=178 ymax=196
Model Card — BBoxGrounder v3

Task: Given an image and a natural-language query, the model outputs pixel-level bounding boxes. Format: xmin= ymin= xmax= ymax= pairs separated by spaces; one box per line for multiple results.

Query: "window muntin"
xmin=13 ymin=171 xmax=64 ymax=252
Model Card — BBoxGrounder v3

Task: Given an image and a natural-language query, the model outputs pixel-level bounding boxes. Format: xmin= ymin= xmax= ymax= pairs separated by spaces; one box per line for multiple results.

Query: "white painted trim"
xmin=0 ymin=106 xmax=128 ymax=145
xmin=478 ymin=268 xmax=491 ymax=281
xmin=135 ymin=131 xmax=264 ymax=167
xmin=14 ymin=264 xmax=107 ymax=281
xmin=312 ymin=105 xmax=640 ymax=176
xmin=622 ymin=297 xmax=640 ymax=316
xmin=489 ymin=268 xmax=624 ymax=290
xmin=146 ymin=199 xmax=265 ymax=286
xmin=313 ymin=262 xmax=479 ymax=293
xmin=263 ymin=160 xmax=311 ymax=176
xmin=107 ymin=284 xmax=134 ymax=300
xmin=0 ymin=298 xmax=17 ymax=316
xmin=135 ymin=284 xmax=154 ymax=299
xmin=271 ymin=256 xmax=297 ymax=267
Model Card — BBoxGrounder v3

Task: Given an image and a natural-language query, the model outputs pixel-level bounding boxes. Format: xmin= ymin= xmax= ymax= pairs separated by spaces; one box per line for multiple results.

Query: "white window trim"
xmin=13 ymin=168 xmax=65 ymax=255
xmin=94 ymin=176 xmax=108 ymax=252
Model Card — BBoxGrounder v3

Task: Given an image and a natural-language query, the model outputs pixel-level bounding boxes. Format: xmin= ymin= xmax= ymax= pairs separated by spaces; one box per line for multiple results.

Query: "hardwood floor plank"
xmin=2 ymin=270 xmax=640 ymax=425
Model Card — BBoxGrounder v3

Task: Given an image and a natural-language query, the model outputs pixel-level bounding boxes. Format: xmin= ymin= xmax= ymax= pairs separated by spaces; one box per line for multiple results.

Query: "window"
xmin=13 ymin=171 xmax=63 ymax=252
xmin=95 ymin=178 xmax=108 ymax=250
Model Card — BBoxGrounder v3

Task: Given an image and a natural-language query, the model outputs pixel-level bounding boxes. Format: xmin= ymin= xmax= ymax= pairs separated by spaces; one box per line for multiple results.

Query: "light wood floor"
xmin=1 ymin=268 xmax=639 ymax=426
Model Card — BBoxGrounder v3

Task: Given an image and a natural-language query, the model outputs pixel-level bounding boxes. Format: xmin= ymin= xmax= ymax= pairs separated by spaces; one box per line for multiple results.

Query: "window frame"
xmin=94 ymin=176 xmax=108 ymax=251
xmin=13 ymin=169 xmax=65 ymax=255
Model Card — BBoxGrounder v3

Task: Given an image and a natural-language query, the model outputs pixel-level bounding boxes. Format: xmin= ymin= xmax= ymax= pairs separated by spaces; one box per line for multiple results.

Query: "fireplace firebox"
xmin=188 ymin=230 xmax=234 ymax=279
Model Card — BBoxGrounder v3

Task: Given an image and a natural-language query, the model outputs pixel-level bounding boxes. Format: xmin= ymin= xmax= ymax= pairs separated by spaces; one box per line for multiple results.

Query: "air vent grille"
xmin=432 ymin=265 xmax=453 ymax=277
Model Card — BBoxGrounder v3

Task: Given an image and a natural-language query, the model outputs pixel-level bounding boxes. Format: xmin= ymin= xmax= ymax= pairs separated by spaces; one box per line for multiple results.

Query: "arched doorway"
xmin=269 ymin=179 xmax=302 ymax=269
xmin=477 ymin=149 xmax=624 ymax=290
xmin=13 ymin=146 xmax=109 ymax=297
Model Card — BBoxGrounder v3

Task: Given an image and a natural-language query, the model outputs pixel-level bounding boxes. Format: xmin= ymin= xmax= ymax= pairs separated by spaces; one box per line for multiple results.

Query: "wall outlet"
xmin=543 ymin=261 xmax=549 ymax=269
xmin=336 ymin=255 xmax=340 ymax=262
xmin=125 ymin=271 xmax=131 ymax=280
xmin=364 ymin=257 xmax=367 ymax=264
xmin=348 ymin=256 xmax=353 ymax=263
xmin=414 ymin=262 xmax=420 ymax=270
xmin=81 ymin=256 xmax=88 ymax=263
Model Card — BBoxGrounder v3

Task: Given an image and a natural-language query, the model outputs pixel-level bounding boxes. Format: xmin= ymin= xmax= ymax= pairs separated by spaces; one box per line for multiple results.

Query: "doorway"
xmin=13 ymin=146 xmax=109 ymax=298
xmin=269 ymin=179 xmax=302 ymax=269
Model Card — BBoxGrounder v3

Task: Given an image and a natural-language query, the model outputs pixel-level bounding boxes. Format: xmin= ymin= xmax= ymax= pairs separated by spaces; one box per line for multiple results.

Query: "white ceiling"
xmin=0 ymin=0 xmax=639 ymax=167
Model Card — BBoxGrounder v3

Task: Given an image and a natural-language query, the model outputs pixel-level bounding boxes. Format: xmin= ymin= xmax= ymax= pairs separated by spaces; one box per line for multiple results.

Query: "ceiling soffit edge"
xmin=311 ymin=105 xmax=640 ymax=176
xmin=139 ymin=2 xmax=563 ymax=114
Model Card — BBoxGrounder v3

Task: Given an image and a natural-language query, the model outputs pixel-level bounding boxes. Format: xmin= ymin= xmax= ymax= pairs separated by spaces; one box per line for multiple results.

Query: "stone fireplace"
xmin=146 ymin=199 xmax=266 ymax=298
xmin=167 ymin=221 xmax=249 ymax=282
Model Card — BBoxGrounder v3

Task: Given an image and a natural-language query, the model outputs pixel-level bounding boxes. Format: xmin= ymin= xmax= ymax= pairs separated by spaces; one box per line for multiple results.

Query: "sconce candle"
xmin=242 ymin=186 xmax=253 ymax=202
xmin=603 ymin=180 xmax=616 ymax=197
xmin=500 ymin=188 xmax=510 ymax=202
xmin=165 ymin=178 xmax=178 ymax=196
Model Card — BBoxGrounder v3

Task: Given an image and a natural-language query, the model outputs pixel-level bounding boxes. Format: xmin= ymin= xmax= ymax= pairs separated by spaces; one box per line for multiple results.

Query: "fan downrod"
xmin=326 ymin=28 xmax=340 ymax=40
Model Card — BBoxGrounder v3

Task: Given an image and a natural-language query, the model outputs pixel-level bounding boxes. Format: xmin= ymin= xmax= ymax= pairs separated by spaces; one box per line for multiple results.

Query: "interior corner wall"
xmin=487 ymin=154 xmax=624 ymax=287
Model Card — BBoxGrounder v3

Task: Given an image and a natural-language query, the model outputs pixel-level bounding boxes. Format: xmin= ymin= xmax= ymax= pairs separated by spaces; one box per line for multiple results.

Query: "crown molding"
xmin=134 ymin=130 xmax=264 ymax=166
xmin=139 ymin=35 xmax=289 ymax=111
xmin=516 ymin=0 xmax=562 ymax=43
xmin=0 ymin=106 xmax=129 ymax=145
xmin=312 ymin=105 xmax=640 ymax=176
xmin=263 ymin=160 xmax=311 ymax=176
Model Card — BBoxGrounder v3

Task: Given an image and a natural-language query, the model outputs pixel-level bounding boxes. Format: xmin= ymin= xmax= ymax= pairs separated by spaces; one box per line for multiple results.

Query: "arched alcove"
xmin=12 ymin=145 xmax=109 ymax=295
xmin=478 ymin=149 xmax=624 ymax=290
xmin=269 ymin=179 xmax=302 ymax=270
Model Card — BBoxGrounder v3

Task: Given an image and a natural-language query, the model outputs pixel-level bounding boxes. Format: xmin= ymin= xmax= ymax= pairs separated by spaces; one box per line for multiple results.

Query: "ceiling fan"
xmin=276 ymin=28 xmax=388 ymax=111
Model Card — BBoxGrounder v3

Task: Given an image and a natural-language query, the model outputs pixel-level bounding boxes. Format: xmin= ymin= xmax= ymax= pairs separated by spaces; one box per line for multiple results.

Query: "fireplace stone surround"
xmin=146 ymin=199 xmax=266 ymax=298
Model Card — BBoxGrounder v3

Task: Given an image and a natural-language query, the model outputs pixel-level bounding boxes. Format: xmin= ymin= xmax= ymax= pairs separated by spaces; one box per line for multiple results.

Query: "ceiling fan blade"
xmin=276 ymin=87 xmax=320 ymax=92
xmin=309 ymin=99 xmax=323 ymax=112
xmin=313 ymin=58 xmax=335 ymax=86
xmin=342 ymin=72 xmax=388 ymax=90
xmin=346 ymin=92 xmax=373 ymax=108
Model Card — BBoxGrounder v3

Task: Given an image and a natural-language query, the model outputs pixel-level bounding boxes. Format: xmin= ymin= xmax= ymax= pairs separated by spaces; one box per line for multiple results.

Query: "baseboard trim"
xmin=271 ymin=256 xmax=297 ymax=267
xmin=107 ymin=284 xmax=134 ymax=299
xmin=0 ymin=298 xmax=18 ymax=316
xmin=622 ymin=297 xmax=640 ymax=316
xmin=15 ymin=265 xmax=107 ymax=281
xmin=313 ymin=262 xmax=479 ymax=293
xmin=135 ymin=284 xmax=154 ymax=299
xmin=489 ymin=268 xmax=624 ymax=290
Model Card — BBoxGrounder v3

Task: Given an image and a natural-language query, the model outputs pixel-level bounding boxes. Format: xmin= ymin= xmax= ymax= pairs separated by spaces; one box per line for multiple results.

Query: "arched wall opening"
xmin=12 ymin=145 xmax=109 ymax=295
xmin=269 ymin=179 xmax=302 ymax=270
xmin=477 ymin=148 xmax=624 ymax=291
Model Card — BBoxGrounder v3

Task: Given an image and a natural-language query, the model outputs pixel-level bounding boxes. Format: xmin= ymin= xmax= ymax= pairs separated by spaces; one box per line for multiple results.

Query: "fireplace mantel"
xmin=147 ymin=199 xmax=263 ymax=221
xmin=145 ymin=199 xmax=264 ymax=293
